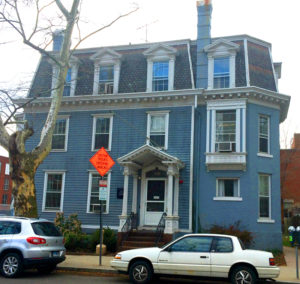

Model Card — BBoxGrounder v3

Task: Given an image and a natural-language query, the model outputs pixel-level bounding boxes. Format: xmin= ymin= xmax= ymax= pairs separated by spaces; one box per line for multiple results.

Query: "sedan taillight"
xmin=26 ymin=237 xmax=46 ymax=245
xmin=269 ymin=257 xmax=275 ymax=266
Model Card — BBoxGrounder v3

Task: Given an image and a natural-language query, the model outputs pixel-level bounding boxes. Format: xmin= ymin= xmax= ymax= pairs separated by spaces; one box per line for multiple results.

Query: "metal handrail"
xmin=121 ymin=212 xmax=137 ymax=246
xmin=155 ymin=212 xmax=167 ymax=245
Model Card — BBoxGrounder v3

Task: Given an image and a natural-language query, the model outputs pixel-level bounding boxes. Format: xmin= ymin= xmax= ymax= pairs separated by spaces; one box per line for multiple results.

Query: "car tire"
xmin=37 ymin=264 xmax=57 ymax=274
xmin=0 ymin=252 xmax=23 ymax=278
xmin=129 ymin=260 xmax=153 ymax=284
xmin=230 ymin=265 xmax=257 ymax=284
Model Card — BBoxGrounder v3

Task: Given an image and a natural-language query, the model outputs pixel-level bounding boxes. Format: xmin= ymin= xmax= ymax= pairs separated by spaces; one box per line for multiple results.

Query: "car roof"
xmin=183 ymin=233 xmax=237 ymax=239
xmin=0 ymin=216 xmax=50 ymax=222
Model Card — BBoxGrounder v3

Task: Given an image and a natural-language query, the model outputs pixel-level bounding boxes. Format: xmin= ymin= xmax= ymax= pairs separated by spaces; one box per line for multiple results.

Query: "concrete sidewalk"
xmin=57 ymin=246 xmax=300 ymax=283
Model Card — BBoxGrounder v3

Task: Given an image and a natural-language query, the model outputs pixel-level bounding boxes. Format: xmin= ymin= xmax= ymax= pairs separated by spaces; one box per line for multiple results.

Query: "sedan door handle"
xmin=200 ymin=256 xmax=208 ymax=259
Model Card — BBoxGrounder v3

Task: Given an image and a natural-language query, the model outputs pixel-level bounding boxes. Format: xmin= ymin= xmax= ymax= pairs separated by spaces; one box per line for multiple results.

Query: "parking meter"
xmin=288 ymin=226 xmax=296 ymax=246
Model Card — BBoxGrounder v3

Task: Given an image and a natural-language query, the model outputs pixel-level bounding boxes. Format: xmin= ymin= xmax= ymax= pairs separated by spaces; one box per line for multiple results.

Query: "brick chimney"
xmin=196 ymin=0 xmax=212 ymax=89
xmin=291 ymin=133 xmax=300 ymax=149
xmin=52 ymin=30 xmax=64 ymax=51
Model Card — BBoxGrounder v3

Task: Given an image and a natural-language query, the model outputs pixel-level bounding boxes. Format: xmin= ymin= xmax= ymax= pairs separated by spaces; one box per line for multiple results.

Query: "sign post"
xmin=89 ymin=147 xmax=115 ymax=266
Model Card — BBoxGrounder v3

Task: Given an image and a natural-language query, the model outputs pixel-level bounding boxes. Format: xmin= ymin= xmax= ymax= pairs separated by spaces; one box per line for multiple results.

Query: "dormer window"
xmin=214 ymin=57 xmax=230 ymax=89
xmin=99 ymin=65 xmax=114 ymax=94
xmin=50 ymin=56 xmax=79 ymax=97
xmin=204 ymin=39 xmax=239 ymax=90
xmin=90 ymin=48 xmax=121 ymax=95
xmin=144 ymin=44 xmax=177 ymax=92
xmin=153 ymin=61 xmax=169 ymax=91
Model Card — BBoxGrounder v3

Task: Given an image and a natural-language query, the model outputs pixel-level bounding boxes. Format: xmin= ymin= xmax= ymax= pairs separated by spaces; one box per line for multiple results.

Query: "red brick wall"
xmin=0 ymin=156 xmax=12 ymax=205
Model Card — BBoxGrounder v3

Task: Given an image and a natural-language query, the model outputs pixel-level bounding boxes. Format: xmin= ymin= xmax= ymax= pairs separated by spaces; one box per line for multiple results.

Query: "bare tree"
xmin=0 ymin=0 xmax=137 ymax=217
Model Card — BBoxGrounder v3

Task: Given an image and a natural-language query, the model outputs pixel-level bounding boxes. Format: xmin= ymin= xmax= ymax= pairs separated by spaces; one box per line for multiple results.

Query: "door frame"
xmin=139 ymin=163 xmax=168 ymax=228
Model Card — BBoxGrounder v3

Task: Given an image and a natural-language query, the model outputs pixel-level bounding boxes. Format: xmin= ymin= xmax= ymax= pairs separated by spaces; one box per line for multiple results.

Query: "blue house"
xmin=20 ymin=0 xmax=290 ymax=249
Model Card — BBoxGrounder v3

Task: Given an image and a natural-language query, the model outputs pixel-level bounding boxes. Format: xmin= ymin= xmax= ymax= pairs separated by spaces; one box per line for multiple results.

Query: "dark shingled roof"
xmin=247 ymin=41 xmax=277 ymax=91
xmin=28 ymin=37 xmax=278 ymax=98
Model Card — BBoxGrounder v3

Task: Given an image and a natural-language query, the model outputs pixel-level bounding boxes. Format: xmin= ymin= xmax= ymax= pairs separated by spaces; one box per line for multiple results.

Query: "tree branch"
xmin=55 ymin=0 xmax=70 ymax=19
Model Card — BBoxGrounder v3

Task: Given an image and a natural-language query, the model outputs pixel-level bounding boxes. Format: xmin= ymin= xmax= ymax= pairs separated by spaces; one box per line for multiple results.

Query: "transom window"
xmin=52 ymin=118 xmax=68 ymax=151
xmin=214 ymin=57 xmax=230 ymax=89
xmin=215 ymin=110 xmax=236 ymax=152
xmin=88 ymin=173 xmax=110 ymax=214
xmin=259 ymin=115 xmax=269 ymax=154
xmin=3 ymin=178 xmax=9 ymax=190
xmin=217 ymin=179 xmax=239 ymax=197
xmin=152 ymin=61 xmax=169 ymax=91
xmin=63 ymin=68 xmax=72 ymax=96
xmin=99 ymin=65 xmax=114 ymax=94
xmin=43 ymin=173 xmax=64 ymax=212
xmin=92 ymin=116 xmax=113 ymax=151
xmin=259 ymin=174 xmax=271 ymax=219
xmin=147 ymin=112 xmax=169 ymax=149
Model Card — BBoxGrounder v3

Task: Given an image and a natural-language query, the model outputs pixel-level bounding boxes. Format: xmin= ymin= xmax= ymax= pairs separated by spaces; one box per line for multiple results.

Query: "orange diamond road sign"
xmin=89 ymin=147 xmax=115 ymax=176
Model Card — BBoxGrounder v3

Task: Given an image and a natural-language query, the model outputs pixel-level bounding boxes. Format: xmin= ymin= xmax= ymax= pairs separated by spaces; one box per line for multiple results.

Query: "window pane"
xmin=214 ymin=237 xmax=233 ymax=252
xmin=0 ymin=221 xmax=21 ymax=235
xmin=4 ymin=178 xmax=9 ymax=190
xmin=171 ymin=236 xmax=213 ymax=252
xmin=45 ymin=192 xmax=61 ymax=210
xmin=52 ymin=119 xmax=66 ymax=150
xmin=259 ymin=175 xmax=269 ymax=196
xmin=147 ymin=203 xmax=164 ymax=212
xmin=214 ymin=57 xmax=229 ymax=88
xmin=94 ymin=118 xmax=110 ymax=149
xmin=217 ymin=179 xmax=238 ymax=197
xmin=96 ymin=118 xmax=110 ymax=134
xmin=260 ymin=197 xmax=269 ymax=218
xmin=95 ymin=134 xmax=109 ymax=149
xmin=259 ymin=116 xmax=269 ymax=153
xmin=259 ymin=116 xmax=268 ymax=135
xmin=99 ymin=66 xmax=114 ymax=82
xmin=259 ymin=137 xmax=268 ymax=153
xmin=151 ymin=116 xmax=165 ymax=132
xmin=150 ymin=135 xmax=165 ymax=148
xmin=153 ymin=61 xmax=168 ymax=91
xmin=45 ymin=174 xmax=62 ymax=210
xmin=31 ymin=222 xmax=61 ymax=237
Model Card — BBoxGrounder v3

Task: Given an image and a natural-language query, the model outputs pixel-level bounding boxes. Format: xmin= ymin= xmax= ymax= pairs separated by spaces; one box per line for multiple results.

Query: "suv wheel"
xmin=129 ymin=260 xmax=153 ymax=284
xmin=231 ymin=265 xmax=257 ymax=284
xmin=0 ymin=253 xmax=23 ymax=278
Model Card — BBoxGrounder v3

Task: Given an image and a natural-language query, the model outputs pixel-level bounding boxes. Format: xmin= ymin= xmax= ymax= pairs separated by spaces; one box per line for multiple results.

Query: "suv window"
xmin=0 ymin=221 xmax=21 ymax=235
xmin=170 ymin=236 xmax=213 ymax=252
xmin=213 ymin=237 xmax=233 ymax=253
xmin=31 ymin=222 xmax=62 ymax=237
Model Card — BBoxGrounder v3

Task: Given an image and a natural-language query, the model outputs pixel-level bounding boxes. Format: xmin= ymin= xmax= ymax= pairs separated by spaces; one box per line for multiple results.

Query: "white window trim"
xmin=91 ymin=114 xmax=113 ymax=151
xmin=258 ymin=115 xmax=271 ymax=155
xmin=51 ymin=62 xmax=79 ymax=97
xmin=207 ymin=99 xmax=246 ymax=154
xmin=86 ymin=171 xmax=111 ymax=214
xmin=51 ymin=115 xmax=70 ymax=152
xmin=215 ymin=178 xmax=241 ymax=200
xmin=42 ymin=171 xmax=66 ymax=213
xmin=146 ymin=111 xmax=169 ymax=150
xmin=258 ymin=174 xmax=272 ymax=221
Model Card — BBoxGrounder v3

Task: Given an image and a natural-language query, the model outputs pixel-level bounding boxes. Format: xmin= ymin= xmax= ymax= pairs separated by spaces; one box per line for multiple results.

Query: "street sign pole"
xmin=99 ymin=176 xmax=103 ymax=266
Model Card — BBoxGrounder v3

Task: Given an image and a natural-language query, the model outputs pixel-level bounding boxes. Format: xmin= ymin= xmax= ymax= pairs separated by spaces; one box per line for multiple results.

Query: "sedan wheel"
xmin=129 ymin=260 xmax=152 ymax=284
xmin=231 ymin=266 xmax=257 ymax=284
xmin=0 ymin=253 xmax=23 ymax=278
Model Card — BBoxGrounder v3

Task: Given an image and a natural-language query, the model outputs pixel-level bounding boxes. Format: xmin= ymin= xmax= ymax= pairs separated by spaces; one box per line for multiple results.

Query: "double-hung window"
xmin=216 ymin=179 xmax=240 ymax=199
xmin=87 ymin=172 xmax=110 ymax=213
xmin=63 ymin=68 xmax=72 ymax=96
xmin=215 ymin=110 xmax=236 ymax=152
xmin=92 ymin=115 xmax=113 ymax=151
xmin=214 ymin=57 xmax=230 ymax=89
xmin=147 ymin=112 xmax=169 ymax=149
xmin=259 ymin=115 xmax=270 ymax=154
xmin=259 ymin=174 xmax=271 ymax=219
xmin=52 ymin=117 xmax=69 ymax=151
xmin=99 ymin=65 xmax=114 ymax=94
xmin=3 ymin=178 xmax=9 ymax=190
xmin=152 ymin=61 xmax=169 ymax=91
xmin=43 ymin=172 xmax=65 ymax=212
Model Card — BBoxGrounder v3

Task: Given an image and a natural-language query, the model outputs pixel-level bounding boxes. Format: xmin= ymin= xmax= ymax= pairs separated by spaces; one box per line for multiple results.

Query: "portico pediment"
xmin=117 ymin=144 xmax=184 ymax=169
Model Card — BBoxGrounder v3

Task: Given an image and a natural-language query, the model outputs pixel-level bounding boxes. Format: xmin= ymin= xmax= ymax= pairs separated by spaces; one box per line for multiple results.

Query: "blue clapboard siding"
xmin=194 ymin=102 xmax=281 ymax=250
xmin=26 ymin=106 xmax=192 ymax=230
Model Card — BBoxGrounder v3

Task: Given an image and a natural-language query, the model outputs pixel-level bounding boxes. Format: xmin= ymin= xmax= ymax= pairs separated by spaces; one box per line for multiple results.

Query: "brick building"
xmin=281 ymin=133 xmax=300 ymax=218
xmin=0 ymin=156 xmax=12 ymax=214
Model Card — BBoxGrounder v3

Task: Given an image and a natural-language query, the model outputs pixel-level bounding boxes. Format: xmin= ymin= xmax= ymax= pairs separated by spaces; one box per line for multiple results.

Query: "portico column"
xmin=122 ymin=166 xmax=129 ymax=216
xmin=167 ymin=166 xmax=174 ymax=217
xmin=173 ymin=175 xmax=179 ymax=216
xmin=131 ymin=173 xmax=138 ymax=213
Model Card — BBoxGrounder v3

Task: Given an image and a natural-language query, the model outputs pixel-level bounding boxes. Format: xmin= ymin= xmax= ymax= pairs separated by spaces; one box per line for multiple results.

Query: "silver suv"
xmin=0 ymin=216 xmax=65 ymax=278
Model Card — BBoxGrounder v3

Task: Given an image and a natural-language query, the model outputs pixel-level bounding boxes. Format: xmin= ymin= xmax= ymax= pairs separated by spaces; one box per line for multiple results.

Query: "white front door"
xmin=144 ymin=179 xmax=166 ymax=226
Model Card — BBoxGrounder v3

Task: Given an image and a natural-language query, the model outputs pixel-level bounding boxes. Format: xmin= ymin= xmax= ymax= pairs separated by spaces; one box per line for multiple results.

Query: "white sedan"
xmin=111 ymin=233 xmax=279 ymax=284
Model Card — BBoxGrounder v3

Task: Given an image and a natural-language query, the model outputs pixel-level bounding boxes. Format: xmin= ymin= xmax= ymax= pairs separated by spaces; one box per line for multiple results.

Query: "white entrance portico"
xmin=117 ymin=144 xmax=184 ymax=234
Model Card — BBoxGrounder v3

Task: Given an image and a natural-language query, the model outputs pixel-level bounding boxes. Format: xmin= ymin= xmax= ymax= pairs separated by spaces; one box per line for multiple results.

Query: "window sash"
xmin=88 ymin=173 xmax=109 ymax=213
xmin=44 ymin=174 xmax=63 ymax=211
xmin=259 ymin=175 xmax=270 ymax=218
xmin=259 ymin=116 xmax=269 ymax=153
xmin=99 ymin=66 xmax=114 ymax=82
xmin=52 ymin=119 xmax=67 ymax=150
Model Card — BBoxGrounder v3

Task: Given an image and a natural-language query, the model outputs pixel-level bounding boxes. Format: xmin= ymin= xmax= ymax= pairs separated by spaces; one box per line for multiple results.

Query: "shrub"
xmin=209 ymin=221 xmax=253 ymax=248
xmin=89 ymin=227 xmax=117 ymax=252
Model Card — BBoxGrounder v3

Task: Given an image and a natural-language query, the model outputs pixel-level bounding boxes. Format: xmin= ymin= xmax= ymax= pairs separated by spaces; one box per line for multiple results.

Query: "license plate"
xmin=52 ymin=251 xmax=60 ymax=257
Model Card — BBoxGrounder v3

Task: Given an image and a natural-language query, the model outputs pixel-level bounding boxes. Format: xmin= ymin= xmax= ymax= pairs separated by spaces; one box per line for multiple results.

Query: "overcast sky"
xmin=0 ymin=0 xmax=299 ymax=157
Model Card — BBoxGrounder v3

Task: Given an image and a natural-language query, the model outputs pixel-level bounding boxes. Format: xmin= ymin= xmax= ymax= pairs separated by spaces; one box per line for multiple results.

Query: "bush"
xmin=89 ymin=227 xmax=117 ymax=252
xmin=209 ymin=221 xmax=253 ymax=248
